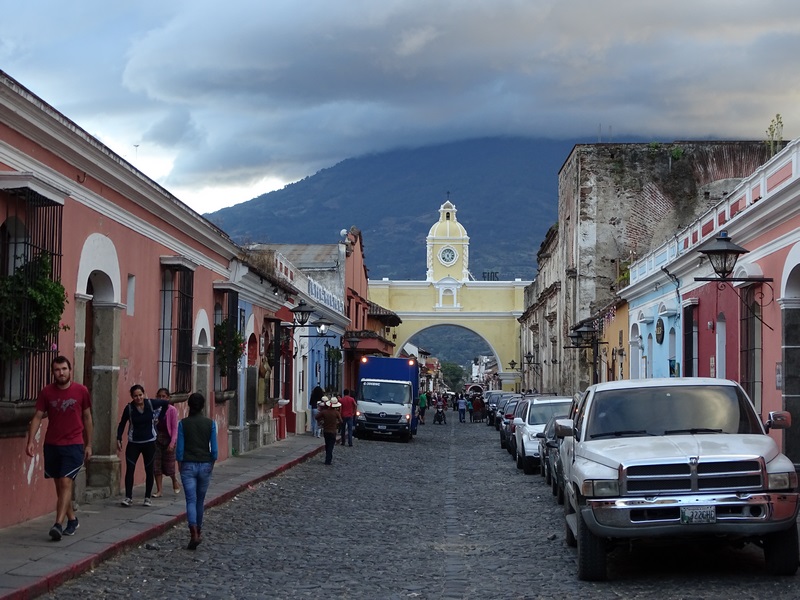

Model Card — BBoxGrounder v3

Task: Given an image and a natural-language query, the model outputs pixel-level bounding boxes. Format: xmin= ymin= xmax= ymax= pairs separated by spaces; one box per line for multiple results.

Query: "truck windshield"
xmin=359 ymin=381 xmax=411 ymax=405
xmin=586 ymin=385 xmax=763 ymax=439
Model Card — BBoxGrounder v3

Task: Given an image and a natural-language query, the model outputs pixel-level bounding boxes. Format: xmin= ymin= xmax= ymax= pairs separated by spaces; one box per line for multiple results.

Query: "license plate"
xmin=377 ymin=425 xmax=387 ymax=430
xmin=680 ymin=506 xmax=716 ymax=524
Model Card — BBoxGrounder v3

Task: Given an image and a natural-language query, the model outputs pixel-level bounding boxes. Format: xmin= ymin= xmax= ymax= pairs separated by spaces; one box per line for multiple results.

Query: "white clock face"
xmin=439 ymin=247 xmax=456 ymax=265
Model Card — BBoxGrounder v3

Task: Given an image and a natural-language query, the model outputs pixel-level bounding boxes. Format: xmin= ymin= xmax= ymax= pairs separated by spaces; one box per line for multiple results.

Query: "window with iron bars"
xmin=158 ymin=267 xmax=194 ymax=395
xmin=213 ymin=291 xmax=240 ymax=392
xmin=682 ymin=304 xmax=698 ymax=377
xmin=0 ymin=189 xmax=63 ymax=405
xmin=323 ymin=344 xmax=341 ymax=393
xmin=740 ymin=285 xmax=763 ymax=413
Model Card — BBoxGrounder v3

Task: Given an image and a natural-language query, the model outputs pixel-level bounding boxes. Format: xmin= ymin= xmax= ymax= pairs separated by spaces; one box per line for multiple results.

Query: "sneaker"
xmin=63 ymin=518 xmax=79 ymax=536
xmin=143 ymin=497 xmax=153 ymax=507
xmin=121 ymin=497 xmax=132 ymax=507
xmin=49 ymin=522 xmax=63 ymax=541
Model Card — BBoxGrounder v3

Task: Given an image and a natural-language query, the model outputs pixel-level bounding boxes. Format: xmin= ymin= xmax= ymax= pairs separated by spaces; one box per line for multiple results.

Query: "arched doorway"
xmin=76 ymin=235 xmax=123 ymax=500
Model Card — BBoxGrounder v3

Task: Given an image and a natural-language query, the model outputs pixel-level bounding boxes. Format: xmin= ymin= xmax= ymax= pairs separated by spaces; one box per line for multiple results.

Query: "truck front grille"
xmin=362 ymin=412 xmax=399 ymax=425
xmin=624 ymin=460 xmax=763 ymax=494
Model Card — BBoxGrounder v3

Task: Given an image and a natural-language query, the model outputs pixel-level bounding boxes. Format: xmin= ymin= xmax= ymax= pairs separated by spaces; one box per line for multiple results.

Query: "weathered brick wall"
xmin=550 ymin=140 xmax=777 ymax=393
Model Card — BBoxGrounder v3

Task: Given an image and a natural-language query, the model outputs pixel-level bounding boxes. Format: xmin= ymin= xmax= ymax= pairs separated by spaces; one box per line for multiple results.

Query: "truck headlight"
xmin=581 ymin=479 xmax=620 ymax=498
xmin=356 ymin=413 xmax=366 ymax=421
xmin=768 ymin=471 xmax=798 ymax=490
xmin=401 ymin=414 xmax=411 ymax=423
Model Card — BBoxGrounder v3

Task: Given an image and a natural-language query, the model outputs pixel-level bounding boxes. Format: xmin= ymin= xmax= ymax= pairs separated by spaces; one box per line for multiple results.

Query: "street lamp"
xmin=344 ymin=334 xmax=361 ymax=350
xmin=311 ymin=317 xmax=334 ymax=337
xmin=523 ymin=351 xmax=539 ymax=393
xmin=566 ymin=322 xmax=604 ymax=385
xmin=695 ymin=230 xmax=772 ymax=283
xmin=694 ymin=230 xmax=775 ymax=330
xmin=289 ymin=300 xmax=314 ymax=327
xmin=508 ymin=359 xmax=517 ymax=371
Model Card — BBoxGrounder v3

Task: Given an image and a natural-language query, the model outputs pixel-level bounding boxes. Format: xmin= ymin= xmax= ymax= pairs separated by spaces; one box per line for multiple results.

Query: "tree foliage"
xmin=440 ymin=361 xmax=466 ymax=392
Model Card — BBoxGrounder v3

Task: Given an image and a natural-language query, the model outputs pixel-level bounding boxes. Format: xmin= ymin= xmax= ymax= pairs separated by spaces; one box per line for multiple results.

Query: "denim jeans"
xmin=180 ymin=462 xmax=214 ymax=528
xmin=311 ymin=408 xmax=319 ymax=436
xmin=340 ymin=416 xmax=354 ymax=445
xmin=323 ymin=432 xmax=337 ymax=464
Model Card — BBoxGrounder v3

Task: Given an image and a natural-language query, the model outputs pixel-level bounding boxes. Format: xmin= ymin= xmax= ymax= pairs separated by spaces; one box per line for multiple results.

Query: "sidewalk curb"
xmin=1 ymin=445 xmax=323 ymax=600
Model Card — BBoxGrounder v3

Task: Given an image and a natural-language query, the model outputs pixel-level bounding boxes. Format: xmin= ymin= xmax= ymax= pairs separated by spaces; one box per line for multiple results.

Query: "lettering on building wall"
xmin=307 ymin=278 xmax=345 ymax=313
xmin=482 ymin=271 xmax=499 ymax=281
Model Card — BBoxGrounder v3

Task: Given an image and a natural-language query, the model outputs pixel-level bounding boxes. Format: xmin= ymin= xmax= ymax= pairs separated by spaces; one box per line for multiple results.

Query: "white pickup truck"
xmin=556 ymin=377 xmax=799 ymax=581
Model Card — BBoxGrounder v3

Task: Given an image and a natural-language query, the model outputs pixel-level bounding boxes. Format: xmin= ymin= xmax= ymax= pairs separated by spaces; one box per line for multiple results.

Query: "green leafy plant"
xmin=214 ymin=318 xmax=245 ymax=377
xmin=326 ymin=346 xmax=342 ymax=363
xmin=0 ymin=253 xmax=69 ymax=360
xmin=765 ymin=114 xmax=784 ymax=157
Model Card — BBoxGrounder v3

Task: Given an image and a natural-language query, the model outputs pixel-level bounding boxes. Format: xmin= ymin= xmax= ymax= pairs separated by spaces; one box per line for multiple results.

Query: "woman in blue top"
xmin=176 ymin=392 xmax=218 ymax=550
xmin=116 ymin=384 xmax=172 ymax=507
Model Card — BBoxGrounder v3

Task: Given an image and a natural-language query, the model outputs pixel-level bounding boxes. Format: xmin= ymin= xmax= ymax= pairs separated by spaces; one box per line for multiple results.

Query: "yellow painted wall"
xmin=369 ymin=280 xmax=528 ymax=383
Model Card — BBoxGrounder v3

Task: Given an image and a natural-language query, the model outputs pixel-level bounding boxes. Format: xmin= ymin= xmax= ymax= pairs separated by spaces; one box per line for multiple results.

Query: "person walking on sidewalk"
xmin=116 ymin=385 xmax=172 ymax=507
xmin=309 ymin=384 xmax=324 ymax=438
xmin=316 ymin=397 xmax=342 ymax=465
xmin=176 ymin=392 xmax=217 ymax=550
xmin=339 ymin=389 xmax=357 ymax=446
xmin=152 ymin=388 xmax=181 ymax=498
xmin=26 ymin=356 xmax=93 ymax=541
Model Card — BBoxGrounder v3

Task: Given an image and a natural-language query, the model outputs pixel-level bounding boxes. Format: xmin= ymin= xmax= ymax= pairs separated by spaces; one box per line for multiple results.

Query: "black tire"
xmin=523 ymin=456 xmax=536 ymax=475
xmin=556 ymin=482 xmax=565 ymax=505
xmin=516 ymin=447 xmax=524 ymax=469
xmin=576 ymin=507 xmax=607 ymax=581
xmin=539 ymin=457 xmax=546 ymax=478
xmin=551 ymin=475 xmax=558 ymax=496
xmin=764 ymin=525 xmax=800 ymax=575
xmin=545 ymin=462 xmax=552 ymax=486
xmin=564 ymin=497 xmax=577 ymax=548
xmin=500 ymin=433 xmax=506 ymax=449
xmin=400 ymin=433 xmax=411 ymax=443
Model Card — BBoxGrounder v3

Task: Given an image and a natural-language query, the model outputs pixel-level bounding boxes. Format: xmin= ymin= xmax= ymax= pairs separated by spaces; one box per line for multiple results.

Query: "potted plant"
xmin=213 ymin=318 xmax=245 ymax=377
xmin=0 ymin=253 xmax=69 ymax=360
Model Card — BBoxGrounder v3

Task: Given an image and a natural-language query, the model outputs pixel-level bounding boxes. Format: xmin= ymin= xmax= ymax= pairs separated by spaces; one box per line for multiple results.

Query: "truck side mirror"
xmin=766 ymin=410 xmax=792 ymax=431
xmin=554 ymin=418 xmax=574 ymax=439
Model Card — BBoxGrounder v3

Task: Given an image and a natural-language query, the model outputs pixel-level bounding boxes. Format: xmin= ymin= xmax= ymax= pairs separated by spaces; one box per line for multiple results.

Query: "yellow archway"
xmin=368 ymin=201 xmax=530 ymax=391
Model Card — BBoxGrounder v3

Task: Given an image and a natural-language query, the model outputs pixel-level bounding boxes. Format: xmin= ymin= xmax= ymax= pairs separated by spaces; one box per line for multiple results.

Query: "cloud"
xmin=3 ymin=0 xmax=800 ymax=213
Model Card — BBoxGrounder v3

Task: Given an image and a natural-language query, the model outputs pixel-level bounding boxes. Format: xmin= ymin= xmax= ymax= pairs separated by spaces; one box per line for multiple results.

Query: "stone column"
xmin=86 ymin=300 xmax=123 ymax=495
xmin=193 ymin=344 xmax=213 ymax=414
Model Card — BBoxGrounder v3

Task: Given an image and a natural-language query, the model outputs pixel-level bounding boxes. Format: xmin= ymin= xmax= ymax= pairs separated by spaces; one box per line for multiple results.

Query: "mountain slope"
xmin=205 ymin=136 xmax=584 ymax=280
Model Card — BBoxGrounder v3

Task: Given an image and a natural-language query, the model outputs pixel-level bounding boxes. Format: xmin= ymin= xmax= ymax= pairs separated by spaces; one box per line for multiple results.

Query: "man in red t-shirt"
xmin=339 ymin=389 xmax=357 ymax=447
xmin=26 ymin=356 xmax=93 ymax=541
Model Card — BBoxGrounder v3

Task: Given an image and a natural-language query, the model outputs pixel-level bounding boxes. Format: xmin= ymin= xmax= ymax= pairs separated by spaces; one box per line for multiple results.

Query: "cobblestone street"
xmin=49 ymin=414 xmax=800 ymax=599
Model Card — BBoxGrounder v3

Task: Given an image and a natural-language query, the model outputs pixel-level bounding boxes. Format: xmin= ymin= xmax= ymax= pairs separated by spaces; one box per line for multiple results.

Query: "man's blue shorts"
xmin=43 ymin=444 xmax=84 ymax=479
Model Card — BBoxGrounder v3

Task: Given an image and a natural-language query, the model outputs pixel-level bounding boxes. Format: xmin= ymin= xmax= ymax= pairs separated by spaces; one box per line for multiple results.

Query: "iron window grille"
xmin=0 ymin=188 xmax=63 ymax=405
xmin=159 ymin=266 xmax=194 ymax=394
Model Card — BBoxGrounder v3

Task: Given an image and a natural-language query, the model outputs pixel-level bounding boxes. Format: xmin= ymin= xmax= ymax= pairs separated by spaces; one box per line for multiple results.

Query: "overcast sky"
xmin=2 ymin=1 xmax=799 ymax=214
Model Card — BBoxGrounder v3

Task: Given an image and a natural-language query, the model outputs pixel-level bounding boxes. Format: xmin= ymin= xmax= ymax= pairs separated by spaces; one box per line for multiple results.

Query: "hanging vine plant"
xmin=0 ymin=253 xmax=69 ymax=361
xmin=214 ymin=318 xmax=245 ymax=377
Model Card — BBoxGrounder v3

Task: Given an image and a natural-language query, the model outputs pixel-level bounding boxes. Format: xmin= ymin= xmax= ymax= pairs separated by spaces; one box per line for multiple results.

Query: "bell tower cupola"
xmin=426 ymin=199 xmax=470 ymax=283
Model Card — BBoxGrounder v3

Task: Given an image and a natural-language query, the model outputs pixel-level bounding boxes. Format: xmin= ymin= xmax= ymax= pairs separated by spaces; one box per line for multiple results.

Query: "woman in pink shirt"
xmin=153 ymin=388 xmax=181 ymax=497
